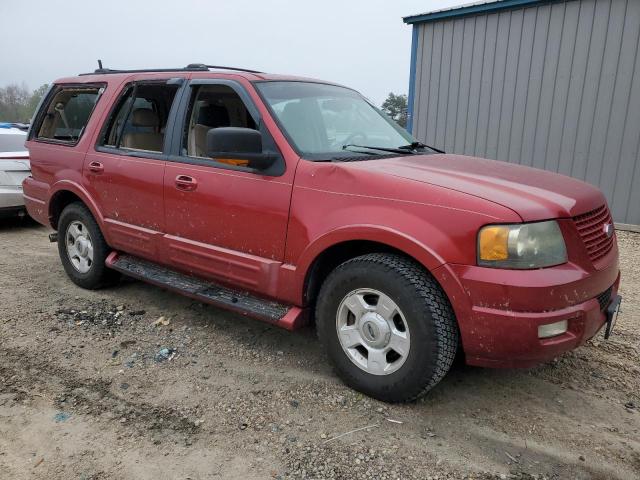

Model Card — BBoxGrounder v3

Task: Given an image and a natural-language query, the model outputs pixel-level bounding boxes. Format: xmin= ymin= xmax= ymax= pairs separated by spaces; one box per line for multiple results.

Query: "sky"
xmin=0 ymin=0 xmax=466 ymax=106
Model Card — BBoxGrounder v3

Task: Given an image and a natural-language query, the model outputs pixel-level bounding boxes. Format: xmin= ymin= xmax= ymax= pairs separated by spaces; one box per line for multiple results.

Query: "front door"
xmin=84 ymin=79 xmax=183 ymax=259
xmin=163 ymin=79 xmax=292 ymax=296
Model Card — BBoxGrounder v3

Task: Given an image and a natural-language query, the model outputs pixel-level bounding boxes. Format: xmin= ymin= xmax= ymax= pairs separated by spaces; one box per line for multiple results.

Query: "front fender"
xmin=300 ymin=224 xmax=445 ymax=272
xmin=282 ymin=225 xmax=446 ymax=305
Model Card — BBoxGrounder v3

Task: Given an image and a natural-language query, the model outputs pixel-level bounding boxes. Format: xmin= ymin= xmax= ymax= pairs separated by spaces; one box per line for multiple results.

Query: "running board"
xmin=105 ymin=252 xmax=306 ymax=330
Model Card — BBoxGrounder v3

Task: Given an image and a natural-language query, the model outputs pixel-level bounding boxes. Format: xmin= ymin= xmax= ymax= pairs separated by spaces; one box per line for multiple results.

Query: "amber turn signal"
xmin=478 ymin=225 xmax=509 ymax=261
xmin=217 ymin=158 xmax=250 ymax=167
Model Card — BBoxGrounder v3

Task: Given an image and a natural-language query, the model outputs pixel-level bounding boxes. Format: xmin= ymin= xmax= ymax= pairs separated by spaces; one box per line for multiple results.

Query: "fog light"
xmin=538 ymin=320 xmax=568 ymax=339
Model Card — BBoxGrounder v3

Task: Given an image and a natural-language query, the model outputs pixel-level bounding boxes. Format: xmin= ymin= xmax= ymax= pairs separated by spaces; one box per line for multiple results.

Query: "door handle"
xmin=175 ymin=175 xmax=197 ymax=191
xmin=88 ymin=161 xmax=104 ymax=173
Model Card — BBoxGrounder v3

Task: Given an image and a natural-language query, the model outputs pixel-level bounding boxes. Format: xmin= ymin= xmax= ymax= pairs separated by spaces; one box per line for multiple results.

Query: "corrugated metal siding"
xmin=411 ymin=0 xmax=640 ymax=225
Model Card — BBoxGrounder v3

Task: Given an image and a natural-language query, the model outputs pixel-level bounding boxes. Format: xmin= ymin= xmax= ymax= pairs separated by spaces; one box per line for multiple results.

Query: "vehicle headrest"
xmin=196 ymin=104 xmax=230 ymax=128
xmin=281 ymin=101 xmax=306 ymax=120
xmin=131 ymin=108 xmax=159 ymax=127
xmin=281 ymin=102 xmax=315 ymax=131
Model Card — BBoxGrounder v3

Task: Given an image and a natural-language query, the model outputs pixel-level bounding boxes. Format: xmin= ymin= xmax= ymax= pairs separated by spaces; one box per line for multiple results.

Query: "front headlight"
xmin=477 ymin=220 xmax=567 ymax=269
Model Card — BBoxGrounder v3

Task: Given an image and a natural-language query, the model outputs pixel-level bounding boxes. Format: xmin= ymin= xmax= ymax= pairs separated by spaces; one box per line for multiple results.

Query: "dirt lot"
xmin=0 ymin=219 xmax=638 ymax=480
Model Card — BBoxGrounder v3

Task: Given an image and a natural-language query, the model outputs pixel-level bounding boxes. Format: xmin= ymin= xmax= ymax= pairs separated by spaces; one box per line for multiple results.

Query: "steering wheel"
xmin=340 ymin=131 xmax=368 ymax=148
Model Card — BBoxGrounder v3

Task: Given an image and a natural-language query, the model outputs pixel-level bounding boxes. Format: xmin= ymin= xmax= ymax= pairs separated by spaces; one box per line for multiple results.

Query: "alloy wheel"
xmin=336 ymin=288 xmax=410 ymax=375
xmin=65 ymin=220 xmax=94 ymax=273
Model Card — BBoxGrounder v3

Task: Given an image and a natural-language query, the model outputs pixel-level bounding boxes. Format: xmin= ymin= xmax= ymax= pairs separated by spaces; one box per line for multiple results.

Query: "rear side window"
xmin=100 ymin=82 xmax=180 ymax=153
xmin=35 ymin=86 xmax=103 ymax=144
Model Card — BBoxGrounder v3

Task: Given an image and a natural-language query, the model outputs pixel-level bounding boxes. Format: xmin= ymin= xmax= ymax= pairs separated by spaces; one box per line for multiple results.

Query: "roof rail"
xmin=79 ymin=63 xmax=263 ymax=76
xmin=187 ymin=64 xmax=263 ymax=74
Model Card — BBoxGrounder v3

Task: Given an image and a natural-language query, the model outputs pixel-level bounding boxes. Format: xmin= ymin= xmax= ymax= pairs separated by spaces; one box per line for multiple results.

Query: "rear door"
xmin=162 ymin=78 xmax=292 ymax=296
xmin=84 ymin=78 xmax=184 ymax=260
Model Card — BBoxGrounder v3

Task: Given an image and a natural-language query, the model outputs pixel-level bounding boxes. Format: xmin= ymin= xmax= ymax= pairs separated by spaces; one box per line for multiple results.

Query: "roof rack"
xmin=80 ymin=63 xmax=263 ymax=76
xmin=189 ymin=64 xmax=263 ymax=74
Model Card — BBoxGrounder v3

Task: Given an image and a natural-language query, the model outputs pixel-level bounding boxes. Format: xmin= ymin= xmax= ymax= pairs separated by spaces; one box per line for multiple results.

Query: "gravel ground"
xmin=0 ymin=219 xmax=638 ymax=480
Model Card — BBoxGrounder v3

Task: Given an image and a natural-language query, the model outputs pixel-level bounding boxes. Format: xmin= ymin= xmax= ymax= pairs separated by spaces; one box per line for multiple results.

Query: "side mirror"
xmin=206 ymin=127 xmax=277 ymax=170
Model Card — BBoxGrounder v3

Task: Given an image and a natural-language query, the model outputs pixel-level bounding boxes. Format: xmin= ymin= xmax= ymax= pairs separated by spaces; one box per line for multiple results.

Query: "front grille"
xmin=573 ymin=205 xmax=614 ymax=263
xmin=597 ymin=286 xmax=613 ymax=311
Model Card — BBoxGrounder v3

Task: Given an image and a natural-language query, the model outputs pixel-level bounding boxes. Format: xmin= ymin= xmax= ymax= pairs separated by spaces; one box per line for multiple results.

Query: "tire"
xmin=316 ymin=253 xmax=458 ymax=402
xmin=57 ymin=202 xmax=119 ymax=289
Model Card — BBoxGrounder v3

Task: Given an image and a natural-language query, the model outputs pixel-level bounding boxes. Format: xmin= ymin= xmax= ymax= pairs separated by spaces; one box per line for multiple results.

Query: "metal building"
xmin=404 ymin=0 xmax=640 ymax=227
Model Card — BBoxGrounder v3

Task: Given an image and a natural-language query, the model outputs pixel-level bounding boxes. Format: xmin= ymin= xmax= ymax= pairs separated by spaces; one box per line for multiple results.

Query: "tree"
xmin=381 ymin=92 xmax=408 ymax=128
xmin=0 ymin=83 xmax=49 ymax=123
xmin=27 ymin=84 xmax=50 ymax=119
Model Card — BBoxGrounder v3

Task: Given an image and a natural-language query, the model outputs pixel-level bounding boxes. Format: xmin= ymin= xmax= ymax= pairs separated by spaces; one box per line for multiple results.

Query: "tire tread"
xmin=316 ymin=253 xmax=459 ymax=402
xmin=58 ymin=202 xmax=119 ymax=289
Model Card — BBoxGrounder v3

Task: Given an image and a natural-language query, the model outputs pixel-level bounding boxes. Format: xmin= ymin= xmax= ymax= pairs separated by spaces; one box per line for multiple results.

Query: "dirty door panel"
xmin=163 ymin=81 xmax=291 ymax=296
xmin=84 ymin=81 xmax=181 ymax=259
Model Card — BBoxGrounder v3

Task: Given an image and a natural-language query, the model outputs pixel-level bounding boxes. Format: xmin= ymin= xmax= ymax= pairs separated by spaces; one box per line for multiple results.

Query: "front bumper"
xmin=433 ymin=253 xmax=620 ymax=368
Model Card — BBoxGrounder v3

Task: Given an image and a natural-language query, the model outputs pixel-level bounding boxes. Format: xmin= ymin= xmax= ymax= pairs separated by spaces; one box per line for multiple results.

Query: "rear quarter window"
xmin=33 ymin=85 xmax=104 ymax=145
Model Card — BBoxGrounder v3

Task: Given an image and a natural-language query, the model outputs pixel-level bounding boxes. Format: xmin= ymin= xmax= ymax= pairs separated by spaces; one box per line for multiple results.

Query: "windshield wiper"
xmin=342 ymin=144 xmax=415 ymax=155
xmin=398 ymin=141 xmax=445 ymax=153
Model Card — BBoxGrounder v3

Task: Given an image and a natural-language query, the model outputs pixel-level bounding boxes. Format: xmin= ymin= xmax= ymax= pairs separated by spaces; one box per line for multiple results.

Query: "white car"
xmin=0 ymin=123 xmax=30 ymax=218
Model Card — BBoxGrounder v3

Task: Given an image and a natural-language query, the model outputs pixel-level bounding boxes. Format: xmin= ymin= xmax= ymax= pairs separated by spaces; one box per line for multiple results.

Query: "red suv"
xmin=23 ymin=64 xmax=621 ymax=402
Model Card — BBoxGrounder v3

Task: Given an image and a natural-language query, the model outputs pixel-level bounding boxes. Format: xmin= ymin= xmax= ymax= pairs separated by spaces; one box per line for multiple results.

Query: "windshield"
xmin=256 ymin=81 xmax=417 ymax=159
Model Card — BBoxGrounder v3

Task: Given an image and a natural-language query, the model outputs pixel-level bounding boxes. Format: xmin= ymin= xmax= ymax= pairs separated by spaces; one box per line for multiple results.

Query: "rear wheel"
xmin=57 ymin=202 xmax=119 ymax=289
xmin=316 ymin=253 xmax=458 ymax=402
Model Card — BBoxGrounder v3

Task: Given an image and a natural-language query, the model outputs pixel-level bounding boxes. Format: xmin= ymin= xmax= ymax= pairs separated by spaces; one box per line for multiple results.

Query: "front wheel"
xmin=316 ymin=253 xmax=459 ymax=402
xmin=57 ymin=202 xmax=119 ymax=289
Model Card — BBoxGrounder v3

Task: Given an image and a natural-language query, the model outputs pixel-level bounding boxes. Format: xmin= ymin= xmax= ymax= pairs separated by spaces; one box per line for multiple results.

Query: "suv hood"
xmin=358 ymin=154 xmax=604 ymax=221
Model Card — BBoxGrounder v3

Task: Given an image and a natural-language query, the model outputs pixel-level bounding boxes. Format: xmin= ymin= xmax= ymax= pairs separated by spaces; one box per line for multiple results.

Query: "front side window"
xmin=101 ymin=82 xmax=179 ymax=153
xmin=255 ymin=81 xmax=417 ymax=159
xmin=35 ymin=86 xmax=103 ymax=143
xmin=182 ymin=84 xmax=257 ymax=166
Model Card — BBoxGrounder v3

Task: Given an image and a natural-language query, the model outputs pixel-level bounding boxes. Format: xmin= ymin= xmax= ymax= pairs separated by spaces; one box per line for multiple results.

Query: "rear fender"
xmin=48 ymin=180 xmax=107 ymax=235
